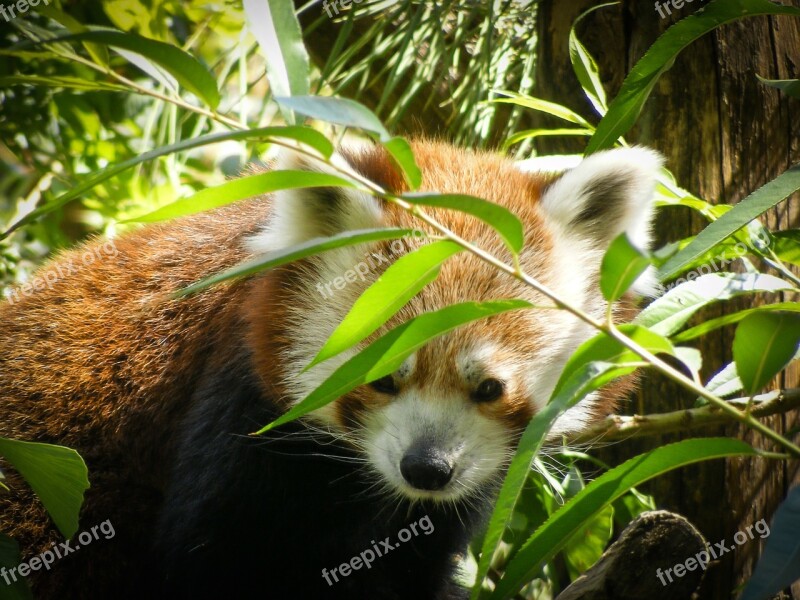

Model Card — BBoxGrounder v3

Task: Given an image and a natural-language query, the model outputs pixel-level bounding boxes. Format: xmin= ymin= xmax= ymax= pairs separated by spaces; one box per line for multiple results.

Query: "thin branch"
xmin=567 ymin=388 xmax=800 ymax=445
xmin=18 ymin=27 xmax=800 ymax=456
xmin=181 ymin=134 xmax=800 ymax=456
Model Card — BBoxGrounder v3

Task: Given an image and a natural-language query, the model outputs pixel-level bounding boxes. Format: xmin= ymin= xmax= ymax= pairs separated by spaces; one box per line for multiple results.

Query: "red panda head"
xmin=244 ymin=140 xmax=662 ymax=502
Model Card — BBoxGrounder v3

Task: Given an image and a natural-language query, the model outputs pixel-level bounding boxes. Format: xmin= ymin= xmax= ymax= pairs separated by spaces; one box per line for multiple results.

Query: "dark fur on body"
xmin=158 ymin=344 xmax=484 ymax=599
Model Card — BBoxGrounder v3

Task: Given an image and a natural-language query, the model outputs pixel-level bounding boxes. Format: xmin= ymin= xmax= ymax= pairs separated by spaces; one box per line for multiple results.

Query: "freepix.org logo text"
xmin=0 ymin=0 xmax=50 ymax=23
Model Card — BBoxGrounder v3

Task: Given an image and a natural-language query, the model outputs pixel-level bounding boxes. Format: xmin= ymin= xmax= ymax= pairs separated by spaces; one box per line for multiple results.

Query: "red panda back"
xmin=0 ymin=199 xmax=269 ymax=571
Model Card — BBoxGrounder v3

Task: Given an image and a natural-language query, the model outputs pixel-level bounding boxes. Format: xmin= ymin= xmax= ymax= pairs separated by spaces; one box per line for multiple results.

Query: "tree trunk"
xmin=532 ymin=2 xmax=800 ymax=598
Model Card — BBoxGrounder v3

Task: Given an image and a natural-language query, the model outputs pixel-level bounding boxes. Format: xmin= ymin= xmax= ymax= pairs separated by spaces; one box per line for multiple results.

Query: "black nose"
xmin=400 ymin=447 xmax=453 ymax=491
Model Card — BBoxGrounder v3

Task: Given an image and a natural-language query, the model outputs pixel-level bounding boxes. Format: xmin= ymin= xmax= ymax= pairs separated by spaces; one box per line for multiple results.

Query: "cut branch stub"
xmin=556 ymin=510 xmax=708 ymax=600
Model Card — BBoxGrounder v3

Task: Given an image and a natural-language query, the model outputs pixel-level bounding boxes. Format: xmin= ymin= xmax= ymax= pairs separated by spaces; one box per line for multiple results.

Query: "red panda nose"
xmin=400 ymin=447 xmax=454 ymax=491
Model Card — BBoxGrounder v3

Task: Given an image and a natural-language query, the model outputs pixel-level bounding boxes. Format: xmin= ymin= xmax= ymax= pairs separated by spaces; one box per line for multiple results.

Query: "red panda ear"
xmin=247 ymin=146 xmax=384 ymax=254
xmin=537 ymin=147 xmax=663 ymax=251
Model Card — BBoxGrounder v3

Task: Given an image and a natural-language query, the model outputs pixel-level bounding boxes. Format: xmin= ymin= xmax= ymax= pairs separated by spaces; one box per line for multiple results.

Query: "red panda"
xmin=0 ymin=140 xmax=661 ymax=599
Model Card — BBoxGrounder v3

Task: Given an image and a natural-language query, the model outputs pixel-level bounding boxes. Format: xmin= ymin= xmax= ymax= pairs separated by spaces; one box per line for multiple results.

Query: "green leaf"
xmin=0 ymin=75 xmax=127 ymax=92
xmin=257 ymin=300 xmax=533 ymax=434
xmin=502 ymin=470 xmax=555 ymax=548
xmin=243 ymin=0 xmax=310 ymax=125
xmin=0 ymin=48 xmax=63 ymax=61
xmin=771 ymin=230 xmax=800 ymax=267
xmin=1 ymin=126 xmax=333 ymax=239
xmin=471 ymin=361 xmax=652 ymax=600
xmin=275 ymin=96 xmax=390 ymax=141
xmin=177 ymin=228 xmax=419 ymax=297
xmin=492 ymin=91 xmax=593 ymax=128
xmin=652 ymin=235 xmax=748 ymax=275
xmin=126 ymin=170 xmax=356 ymax=223
xmin=635 ymin=273 xmax=795 ymax=337
xmin=0 ymin=533 xmax=32 ymax=599
xmin=112 ymin=47 xmax=178 ymax=92
xmin=490 ymin=438 xmax=759 ymax=600
xmin=757 ymin=75 xmax=800 ymax=99
xmin=23 ymin=29 xmax=220 ymax=108
xmin=660 ymin=163 xmax=800 ymax=278
xmin=401 ymin=192 xmax=525 ymax=254
xmin=673 ymin=302 xmax=800 ymax=343
xmin=37 ymin=5 xmax=108 ymax=66
xmin=586 ymin=0 xmax=800 ymax=154
xmin=503 ymin=128 xmax=594 ymax=151
xmin=309 ymin=241 xmax=462 ymax=369
xmin=676 ymin=346 xmax=703 ymax=380
xmin=705 ymin=361 xmax=743 ymax=399
xmin=569 ymin=3 xmax=614 ymax=115
xmin=600 ymin=234 xmax=651 ymax=301
xmin=740 ymin=486 xmax=800 ymax=600
xmin=383 ymin=136 xmax=422 ymax=190
xmin=563 ymin=502 xmax=614 ymax=580
xmin=733 ymin=312 xmax=800 ymax=396
xmin=0 ymin=437 xmax=89 ymax=539
xmin=553 ymin=324 xmax=675 ymax=397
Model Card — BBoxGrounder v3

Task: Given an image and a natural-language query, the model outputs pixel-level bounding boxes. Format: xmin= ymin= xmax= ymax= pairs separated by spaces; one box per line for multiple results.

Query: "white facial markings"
xmin=271 ymin=247 xmax=380 ymax=428
xmin=363 ymin=390 xmax=509 ymax=502
xmin=457 ymin=343 xmax=493 ymax=386
xmin=456 ymin=342 xmax=519 ymax=393
xmin=394 ymin=353 xmax=416 ymax=384
xmin=357 ymin=344 xmax=522 ymax=502
xmin=243 ymin=143 xmax=664 ymax=503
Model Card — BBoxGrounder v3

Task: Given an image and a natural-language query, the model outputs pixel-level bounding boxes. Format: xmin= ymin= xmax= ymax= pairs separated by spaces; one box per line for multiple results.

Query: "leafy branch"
xmin=7 ymin=19 xmax=800 ymax=457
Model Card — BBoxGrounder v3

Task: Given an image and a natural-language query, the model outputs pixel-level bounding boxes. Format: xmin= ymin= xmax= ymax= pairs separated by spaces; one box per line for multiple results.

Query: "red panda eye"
xmin=369 ymin=375 xmax=398 ymax=395
xmin=472 ymin=378 xmax=504 ymax=403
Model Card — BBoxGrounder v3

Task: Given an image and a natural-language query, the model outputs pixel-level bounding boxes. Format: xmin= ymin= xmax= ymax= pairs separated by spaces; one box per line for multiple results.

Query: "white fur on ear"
xmin=538 ymin=146 xmax=662 ymax=250
xmin=535 ymin=147 xmax=663 ymax=297
xmin=246 ymin=147 xmax=383 ymax=255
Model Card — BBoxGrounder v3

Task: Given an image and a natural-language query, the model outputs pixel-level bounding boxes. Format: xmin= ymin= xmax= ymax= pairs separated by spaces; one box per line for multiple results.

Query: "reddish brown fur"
xmin=0 ymin=140 xmax=642 ymax=595
xmin=0 ymin=201 xmax=270 ymax=594
xmin=248 ymin=142 xmax=635 ymax=436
